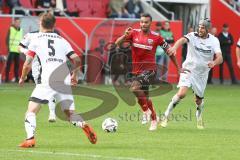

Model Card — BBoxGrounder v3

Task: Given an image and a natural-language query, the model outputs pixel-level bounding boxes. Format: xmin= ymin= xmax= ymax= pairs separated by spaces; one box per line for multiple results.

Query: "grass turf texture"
xmin=0 ymin=83 xmax=240 ymax=160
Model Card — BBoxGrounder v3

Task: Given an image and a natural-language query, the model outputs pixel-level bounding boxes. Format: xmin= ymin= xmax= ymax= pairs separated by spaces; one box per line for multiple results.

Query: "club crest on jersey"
xmin=147 ymin=39 xmax=153 ymax=45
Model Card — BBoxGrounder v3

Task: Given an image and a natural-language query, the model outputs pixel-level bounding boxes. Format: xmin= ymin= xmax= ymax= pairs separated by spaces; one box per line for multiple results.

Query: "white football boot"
xmin=48 ymin=113 xmax=56 ymax=123
xmin=149 ymin=116 xmax=159 ymax=131
xmin=196 ymin=108 xmax=204 ymax=129
xmin=160 ymin=115 xmax=168 ymax=128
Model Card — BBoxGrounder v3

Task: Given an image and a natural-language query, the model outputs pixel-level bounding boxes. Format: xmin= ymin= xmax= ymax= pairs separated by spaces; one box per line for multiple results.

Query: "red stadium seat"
xmin=76 ymin=0 xmax=91 ymax=17
xmin=66 ymin=0 xmax=110 ymax=17
xmin=66 ymin=0 xmax=78 ymax=13
xmin=19 ymin=0 xmax=35 ymax=9
xmin=91 ymin=0 xmax=108 ymax=17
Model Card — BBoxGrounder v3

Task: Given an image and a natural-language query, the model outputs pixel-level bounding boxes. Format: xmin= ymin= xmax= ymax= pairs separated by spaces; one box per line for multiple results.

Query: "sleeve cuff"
xmin=19 ymin=43 xmax=27 ymax=48
xmin=66 ymin=51 xmax=74 ymax=59
xmin=183 ymin=36 xmax=189 ymax=42
xmin=27 ymin=50 xmax=36 ymax=58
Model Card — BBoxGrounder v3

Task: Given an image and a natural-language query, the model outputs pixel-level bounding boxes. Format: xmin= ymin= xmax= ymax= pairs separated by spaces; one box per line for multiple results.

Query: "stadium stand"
xmin=66 ymin=0 xmax=109 ymax=17
xmin=224 ymin=0 xmax=240 ymax=12
xmin=19 ymin=0 xmax=36 ymax=9
xmin=65 ymin=0 xmax=78 ymax=16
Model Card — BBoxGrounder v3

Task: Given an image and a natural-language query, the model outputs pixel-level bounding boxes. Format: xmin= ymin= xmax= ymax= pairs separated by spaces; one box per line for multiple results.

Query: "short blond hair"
xmin=39 ymin=12 xmax=56 ymax=29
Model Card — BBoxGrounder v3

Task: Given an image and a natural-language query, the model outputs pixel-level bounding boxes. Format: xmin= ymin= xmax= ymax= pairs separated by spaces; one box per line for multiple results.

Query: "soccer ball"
xmin=102 ymin=118 xmax=118 ymax=133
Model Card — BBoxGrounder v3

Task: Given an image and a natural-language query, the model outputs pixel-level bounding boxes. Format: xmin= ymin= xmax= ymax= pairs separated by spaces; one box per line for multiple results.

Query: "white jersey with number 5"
xmin=28 ymin=32 xmax=74 ymax=86
xmin=183 ymin=32 xmax=222 ymax=76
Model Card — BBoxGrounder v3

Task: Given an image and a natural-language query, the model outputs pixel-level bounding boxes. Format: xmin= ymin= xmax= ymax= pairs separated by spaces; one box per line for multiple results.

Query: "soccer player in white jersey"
xmin=236 ymin=38 xmax=240 ymax=69
xmin=160 ymin=19 xmax=223 ymax=129
xmin=18 ymin=13 xmax=97 ymax=148
xmin=19 ymin=31 xmax=57 ymax=122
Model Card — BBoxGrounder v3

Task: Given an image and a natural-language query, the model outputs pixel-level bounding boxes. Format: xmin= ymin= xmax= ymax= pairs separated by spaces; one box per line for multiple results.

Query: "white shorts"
xmin=29 ymin=84 xmax=75 ymax=110
xmin=177 ymin=71 xmax=208 ymax=98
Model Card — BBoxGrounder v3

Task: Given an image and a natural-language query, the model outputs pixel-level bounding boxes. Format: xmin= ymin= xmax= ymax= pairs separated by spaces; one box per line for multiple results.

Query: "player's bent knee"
xmin=176 ymin=93 xmax=186 ymax=99
xmin=64 ymin=109 xmax=74 ymax=118
xmin=130 ymin=86 xmax=140 ymax=92
xmin=27 ymin=101 xmax=41 ymax=113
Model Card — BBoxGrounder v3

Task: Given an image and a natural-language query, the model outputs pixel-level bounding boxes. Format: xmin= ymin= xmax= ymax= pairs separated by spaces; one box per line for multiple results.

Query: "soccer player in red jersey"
xmin=115 ymin=13 xmax=180 ymax=131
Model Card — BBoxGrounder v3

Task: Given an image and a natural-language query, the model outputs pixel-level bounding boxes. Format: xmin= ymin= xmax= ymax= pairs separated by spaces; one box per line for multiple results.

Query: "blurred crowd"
xmin=0 ymin=0 xmax=144 ymax=18
xmin=108 ymin=0 xmax=143 ymax=18
xmin=225 ymin=0 xmax=240 ymax=12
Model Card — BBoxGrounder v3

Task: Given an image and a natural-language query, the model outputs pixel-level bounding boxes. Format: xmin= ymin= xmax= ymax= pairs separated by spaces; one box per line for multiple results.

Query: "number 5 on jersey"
xmin=48 ymin=39 xmax=55 ymax=56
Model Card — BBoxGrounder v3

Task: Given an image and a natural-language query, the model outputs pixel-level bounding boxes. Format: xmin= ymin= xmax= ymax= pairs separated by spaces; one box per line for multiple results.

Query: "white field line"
xmin=2 ymin=149 xmax=146 ymax=160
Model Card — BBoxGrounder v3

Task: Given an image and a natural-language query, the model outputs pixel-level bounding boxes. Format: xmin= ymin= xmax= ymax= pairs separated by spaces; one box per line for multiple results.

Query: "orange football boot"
xmin=82 ymin=124 xmax=97 ymax=144
xmin=18 ymin=138 xmax=36 ymax=148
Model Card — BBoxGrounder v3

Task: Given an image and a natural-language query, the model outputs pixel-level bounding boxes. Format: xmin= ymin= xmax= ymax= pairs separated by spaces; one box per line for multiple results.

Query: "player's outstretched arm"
xmin=166 ymin=37 xmax=187 ymax=56
xmin=236 ymin=46 xmax=240 ymax=68
xmin=165 ymin=37 xmax=188 ymax=73
xmin=169 ymin=55 xmax=181 ymax=74
xmin=19 ymin=55 xmax=33 ymax=86
xmin=208 ymin=53 xmax=223 ymax=68
xmin=115 ymin=27 xmax=132 ymax=46
xmin=173 ymin=37 xmax=188 ymax=52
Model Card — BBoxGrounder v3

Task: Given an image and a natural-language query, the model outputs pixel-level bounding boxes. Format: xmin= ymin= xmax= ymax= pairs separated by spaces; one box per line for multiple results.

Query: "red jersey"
xmin=126 ymin=29 xmax=166 ymax=74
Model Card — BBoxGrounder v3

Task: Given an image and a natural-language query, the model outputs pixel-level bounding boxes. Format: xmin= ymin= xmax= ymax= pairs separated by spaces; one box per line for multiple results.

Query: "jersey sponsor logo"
xmin=148 ymin=39 xmax=153 ymax=45
xmin=151 ymin=31 xmax=159 ymax=36
xmin=132 ymin=43 xmax=153 ymax=50
xmin=133 ymin=29 xmax=141 ymax=32
xmin=200 ymin=43 xmax=211 ymax=49
xmin=194 ymin=46 xmax=211 ymax=53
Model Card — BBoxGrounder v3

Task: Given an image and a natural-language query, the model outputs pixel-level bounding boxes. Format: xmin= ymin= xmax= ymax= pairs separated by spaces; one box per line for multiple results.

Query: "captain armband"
xmin=161 ymin=41 xmax=170 ymax=52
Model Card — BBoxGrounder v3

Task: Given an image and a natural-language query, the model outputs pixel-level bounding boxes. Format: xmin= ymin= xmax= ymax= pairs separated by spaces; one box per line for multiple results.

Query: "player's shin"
xmin=24 ymin=112 xmax=36 ymax=139
xmin=196 ymin=101 xmax=204 ymax=129
xmin=69 ymin=112 xmax=97 ymax=144
xmin=147 ymin=100 xmax=157 ymax=121
xmin=164 ymin=95 xmax=180 ymax=118
xmin=137 ymin=96 xmax=151 ymax=124
xmin=196 ymin=100 xmax=204 ymax=120
xmin=48 ymin=99 xmax=56 ymax=122
xmin=137 ymin=96 xmax=148 ymax=112
xmin=148 ymin=100 xmax=158 ymax=131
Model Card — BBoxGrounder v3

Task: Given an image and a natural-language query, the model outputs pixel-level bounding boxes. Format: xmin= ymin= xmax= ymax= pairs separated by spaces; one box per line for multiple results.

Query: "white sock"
xmin=164 ymin=95 xmax=180 ymax=118
xmin=24 ymin=112 xmax=36 ymax=139
xmin=69 ymin=113 xmax=85 ymax=128
xmin=72 ymin=121 xmax=85 ymax=128
xmin=196 ymin=101 xmax=204 ymax=119
xmin=48 ymin=98 xmax=56 ymax=116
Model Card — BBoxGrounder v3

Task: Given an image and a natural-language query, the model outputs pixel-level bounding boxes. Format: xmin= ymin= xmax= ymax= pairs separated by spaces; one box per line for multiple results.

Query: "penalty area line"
xmin=4 ymin=149 xmax=146 ymax=160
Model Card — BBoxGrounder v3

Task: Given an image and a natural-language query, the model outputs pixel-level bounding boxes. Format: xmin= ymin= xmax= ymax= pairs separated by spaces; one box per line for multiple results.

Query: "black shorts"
xmin=133 ymin=70 xmax=156 ymax=91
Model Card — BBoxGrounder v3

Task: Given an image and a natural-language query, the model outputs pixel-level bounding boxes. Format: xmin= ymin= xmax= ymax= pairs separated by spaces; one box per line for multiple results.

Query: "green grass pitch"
xmin=0 ymin=84 xmax=240 ymax=160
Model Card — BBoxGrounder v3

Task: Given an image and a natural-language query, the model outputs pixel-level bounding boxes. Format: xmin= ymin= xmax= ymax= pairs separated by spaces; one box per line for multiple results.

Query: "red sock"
xmin=147 ymin=100 xmax=157 ymax=120
xmin=137 ymin=97 xmax=148 ymax=112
